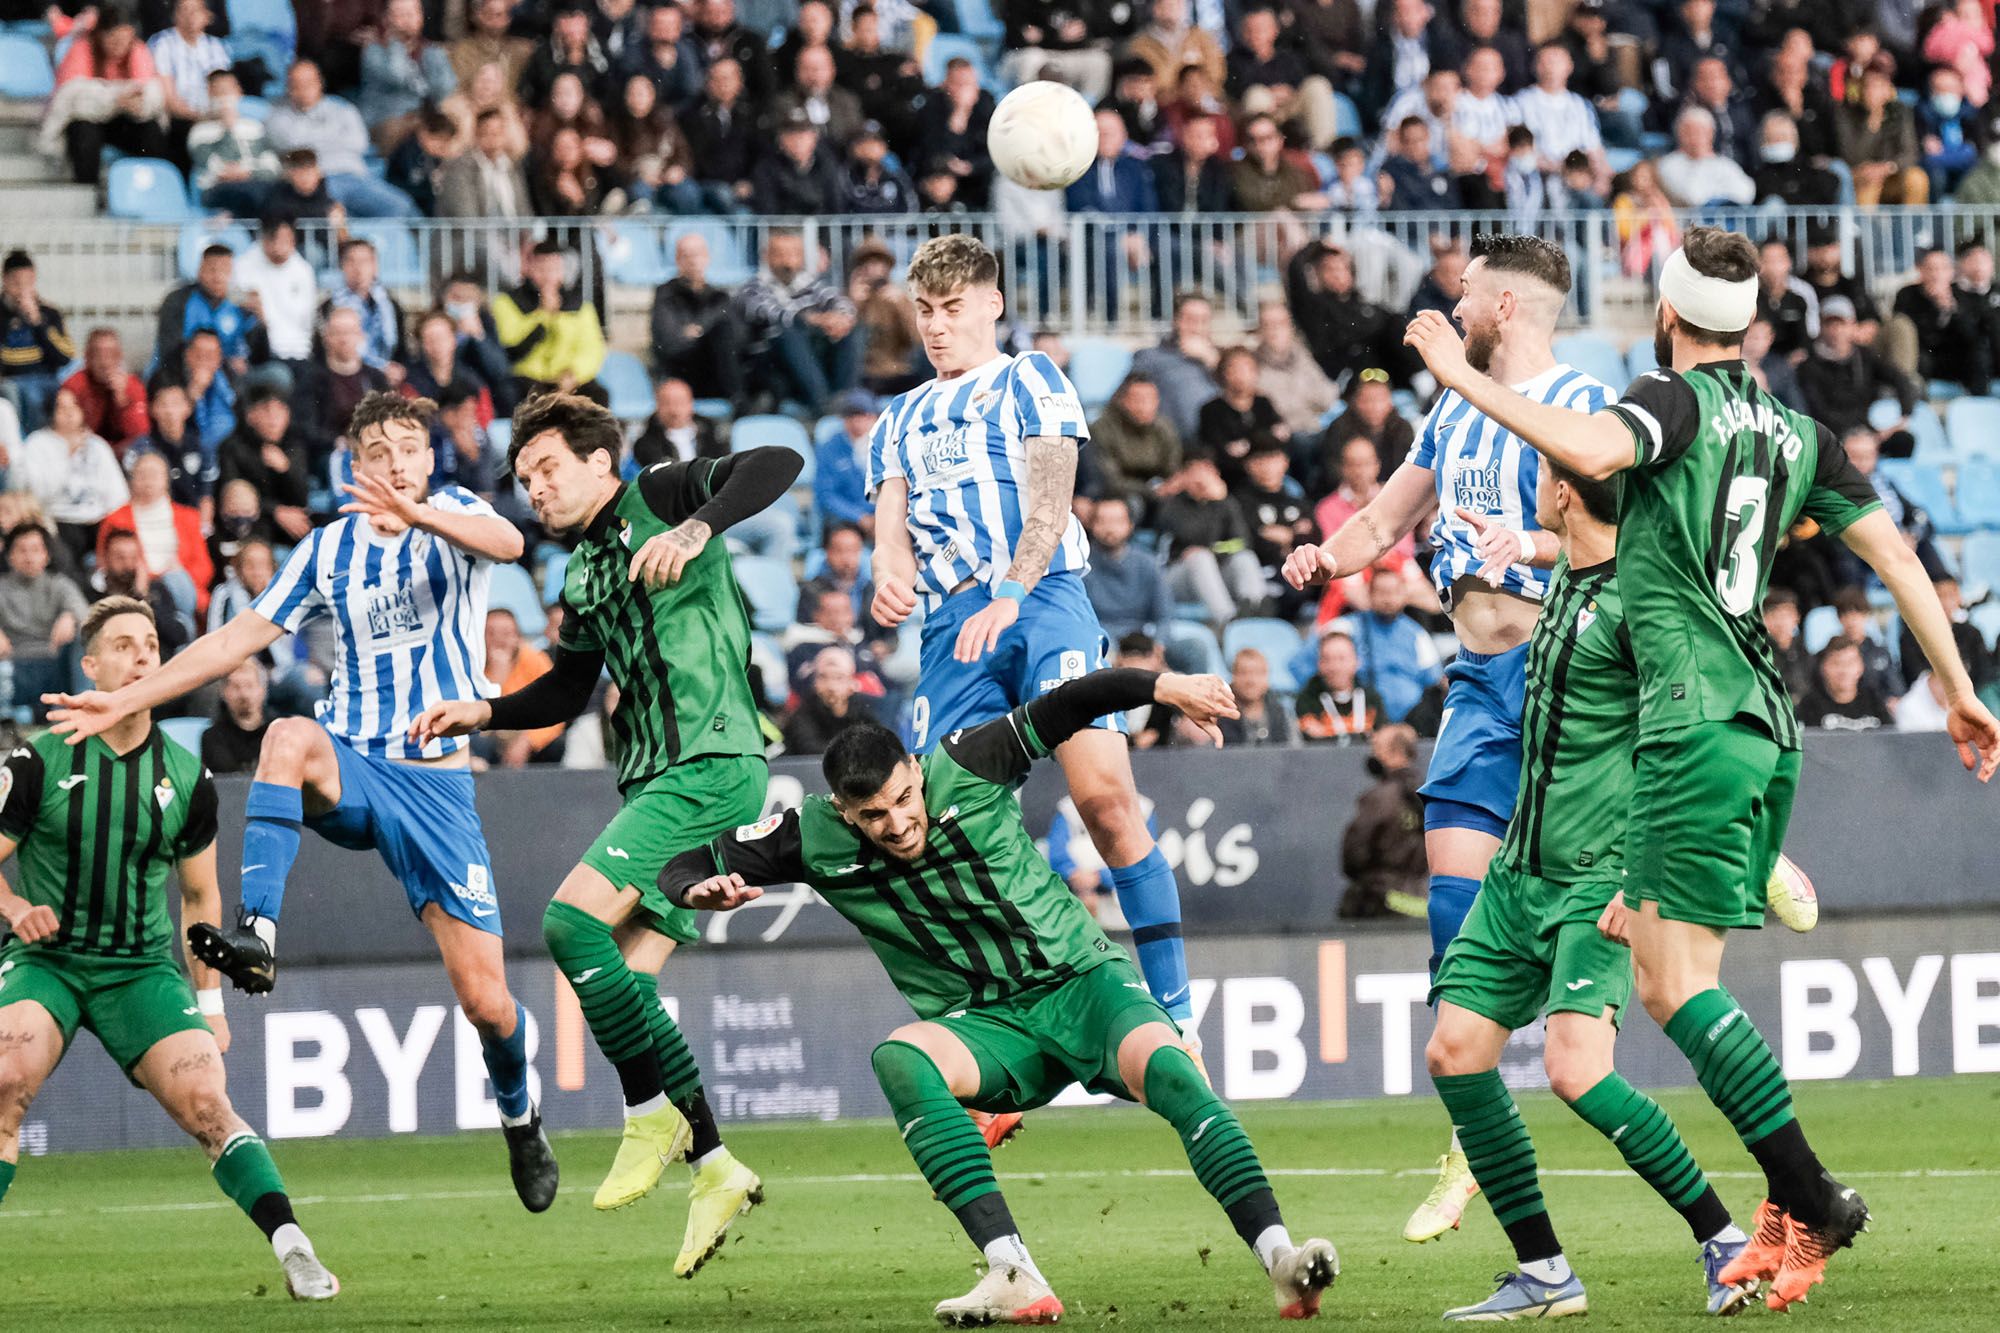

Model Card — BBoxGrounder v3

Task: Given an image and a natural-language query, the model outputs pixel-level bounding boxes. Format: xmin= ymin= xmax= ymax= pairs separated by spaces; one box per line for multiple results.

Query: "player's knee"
xmin=1424 ymin=1026 xmax=1486 ymax=1080
xmin=456 ymin=982 xmax=515 ymax=1034
xmin=1135 ymin=1043 xmax=1208 ymax=1113
xmin=257 ymin=717 xmax=320 ymax=776
xmin=0 ymin=1068 xmax=29 ymax=1132
xmin=1074 ymin=792 xmax=1148 ymax=860
xmin=870 ymin=1038 xmax=936 ymax=1101
xmin=1542 ymin=1042 xmax=1610 ymax=1104
xmin=179 ymin=1084 xmax=239 ymax=1150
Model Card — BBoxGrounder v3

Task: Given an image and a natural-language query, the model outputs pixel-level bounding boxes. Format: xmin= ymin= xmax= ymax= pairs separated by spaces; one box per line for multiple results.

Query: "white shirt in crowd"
xmin=1510 ymin=86 xmax=1603 ymax=163
xmin=130 ymin=495 xmax=179 ymax=575
xmin=234 ymin=244 xmax=320 ymax=361
xmin=1656 ymin=149 xmax=1756 ymax=206
xmin=15 ymin=430 xmax=129 ymax=526
xmin=1895 ymin=672 xmax=1950 ymax=731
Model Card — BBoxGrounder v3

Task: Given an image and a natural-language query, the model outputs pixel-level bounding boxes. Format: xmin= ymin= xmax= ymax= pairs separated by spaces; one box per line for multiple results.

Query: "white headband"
xmin=1659 ymin=247 xmax=1756 ymax=333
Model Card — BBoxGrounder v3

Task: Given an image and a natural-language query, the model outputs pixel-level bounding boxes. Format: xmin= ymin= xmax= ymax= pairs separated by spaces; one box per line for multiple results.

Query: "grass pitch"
xmin=4 ymin=1077 xmax=1998 ymax=1330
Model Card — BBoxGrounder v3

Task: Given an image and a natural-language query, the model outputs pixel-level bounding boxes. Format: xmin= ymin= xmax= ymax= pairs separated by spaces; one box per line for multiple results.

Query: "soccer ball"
xmin=988 ymin=81 xmax=1098 ymax=191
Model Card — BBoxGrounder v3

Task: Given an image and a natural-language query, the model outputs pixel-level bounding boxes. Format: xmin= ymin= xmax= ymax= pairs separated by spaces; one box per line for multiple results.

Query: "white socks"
xmin=690 ymin=1146 xmax=727 ymax=1172
xmin=248 ymin=914 xmax=277 ymax=952
xmin=1449 ymin=1129 xmax=1464 ymax=1155
xmin=627 ymin=1092 xmax=667 ymax=1117
xmin=983 ymin=1234 xmax=1048 ymax=1288
xmin=270 ymin=1222 xmax=310 ymax=1260
xmin=1705 ymin=1223 xmax=1749 ymax=1246
xmin=499 ymin=1106 xmax=535 ymax=1129
xmin=1521 ymin=1253 xmax=1573 ymax=1286
xmin=1253 ymin=1224 xmax=1296 ymax=1273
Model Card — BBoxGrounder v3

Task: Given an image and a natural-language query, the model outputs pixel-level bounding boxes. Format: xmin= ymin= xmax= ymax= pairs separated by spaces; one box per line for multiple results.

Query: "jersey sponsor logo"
xmin=910 ymin=424 xmax=976 ymax=488
xmin=737 ymin=814 xmax=785 ymax=842
xmin=450 ymin=865 xmax=498 ymax=908
xmin=1451 ymin=458 xmax=1507 ymax=516
xmin=57 ymin=775 xmax=87 ymax=791
xmin=365 ymin=585 xmax=424 ymax=642
xmin=1034 ymin=391 xmax=1081 ymax=419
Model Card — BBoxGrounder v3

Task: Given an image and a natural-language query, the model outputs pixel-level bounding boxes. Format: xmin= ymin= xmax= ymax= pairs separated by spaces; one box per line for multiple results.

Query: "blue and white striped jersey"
xmin=250 ymin=486 xmax=498 ymax=760
xmin=1411 ymin=363 xmax=1610 ymax=602
xmin=866 ymin=351 xmax=1093 ymax=608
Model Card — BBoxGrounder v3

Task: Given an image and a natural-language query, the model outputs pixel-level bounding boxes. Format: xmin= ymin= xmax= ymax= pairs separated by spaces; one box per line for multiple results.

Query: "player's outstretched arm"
xmin=954 ymin=435 xmax=1081 ymax=663
xmin=1403 ymin=311 xmax=1632 ymax=479
xmin=341 ymin=474 xmax=526 ymax=563
xmin=659 ymin=808 xmax=809 ymax=909
xmin=948 ymin=668 xmax=1240 ymax=786
xmin=410 ymin=641 xmax=610 ymax=747
xmin=1841 ymin=508 xmax=2000 ymax=779
xmin=1284 ymin=461 xmax=1435 ymax=589
xmin=43 ymin=613 xmax=285 ymax=744
xmin=869 ymin=478 xmax=919 ymax=627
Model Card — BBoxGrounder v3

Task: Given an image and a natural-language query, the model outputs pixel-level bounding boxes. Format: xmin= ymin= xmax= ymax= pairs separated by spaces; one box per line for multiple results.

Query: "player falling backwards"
xmin=410 ymin=391 xmax=801 ymax=1277
xmin=1405 ymin=225 xmax=2000 ymax=1311
xmin=866 ymin=236 xmax=1196 ymax=1127
xmin=1283 ymin=233 xmax=1608 ymax=1241
xmin=1424 ymin=456 xmax=1752 ymax=1320
xmin=46 ymin=392 xmax=559 ymax=1212
xmin=0 ymin=598 xmax=337 ymax=1299
xmin=661 ymin=667 xmax=1338 ymax=1326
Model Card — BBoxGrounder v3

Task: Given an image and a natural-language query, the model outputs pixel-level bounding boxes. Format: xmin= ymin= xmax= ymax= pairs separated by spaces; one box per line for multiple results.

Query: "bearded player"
xmin=1404 ymin=224 xmax=2000 ymax=1309
xmin=1283 ymin=232 xmax=1609 ymax=1240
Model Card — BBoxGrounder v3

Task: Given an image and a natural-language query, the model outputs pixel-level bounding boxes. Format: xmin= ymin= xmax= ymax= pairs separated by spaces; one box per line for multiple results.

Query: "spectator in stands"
xmin=295 ymin=306 xmax=390 ymax=461
xmin=430 ymin=384 xmax=495 ymax=496
xmin=442 ymin=59 xmax=533 ymax=162
xmin=187 ymin=68 xmax=277 ymax=214
xmin=452 ymin=0 xmax=532 ymax=91
xmin=0 ymin=523 xmax=88 ymax=716
xmin=1321 ymin=368 xmax=1415 ymax=488
xmin=201 ymin=659 xmax=270 ymax=774
xmin=437 ymin=275 xmax=516 ymax=412
xmin=134 ymin=381 xmax=208 ymax=507
xmin=730 ymin=230 xmax=858 ymax=413
xmin=847 ymin=245 xmax=920 ymax=396
xmin=1164 ymin=62 xmax=1238 ymax=157
xmin=18 ymin=387 xmax=128 ymax=560
xmin=436 ymin=107 xmax=533 ymax=224
xmin=529 ymin=68 xmax=614 ymax=157
xmin=1113 ymin=630 xmax=1176 ymax=747
xmin=590 ymin=0 xmax=648 ymax=65
xmin=1680 ymin=55 xmax=1756 ymax=172
xmin=1234 ymin=438 xmax=1315 ymax=617
xmin=621 ymin=0 xmax=702 ymax=112
xmin=1063 ymin=108 xmax=1159 ymax=312
xmin=630 ymin=377 xmax=724 ymax=468
xmin=1953 ymin=126 xmax=2000 ymax=208
xmin=1836 ymin=54 xmax=1928 ymax=206
xmin=690 ymin=0 xmax=775 ymax=106
xmin=1751 ymin=112 xmax=1840 ymax=210
xmin=1212 ymin=644 xmax=1296 ymax=747
xmin=1898 ymin=575 xmax=1995 ymax=696
xmin=405 ymin=310 xmax=490 ymax=424
xmin=1757 ymin=32 xmax=1838 ymax=164
xmin=769 ymin=42 xmax=863 ymax=152
xmin=1832 ymin=584 xmax=1904 ymax=699
xmin=1837 ymin=425 xmax=1945 ymax=575
xmin=1653 ymin=0 xmax=1740 ymax=101
xmin=480 ymin=608 xmax=567 ymax=766
xmin=1104 ymin=57 xmax=1170 ymax=156
xmin=1757 ymin=234 xmax=1819 ymax=361
xmin=783 ymin=644 xmax=875 ymax=754
xmin=1955 ymin=241 xmax=2000 ymax=358
xmin=1657 ymin=106 xmax=1756 ymax=206
xmin=320 ymin=238 xmax=407 ymax=377
xmin=685 ymin=57 xmax=758 ymax=213
xmin=1407 ymin=236 xmax=1467 ymax=320
xmin=1796 ymin=637 xmax=1894 ymax=729
xmin=1155 ymin=452 xmax=1267 ymax=628
xmin=158 ymin=243 xmax=260 ymax=381
xmin=607 ymin=74 xmax=698 ymax=214
xmin=1378 ymin=116 xmax=1461 ymax=211
xmin=384 ymin=108 xmax=459 ymax=216
xmin=1319 ymin=136 xmax=1379 ymax=216
xmin=1358 ymin=0 xmax=1438 ymax=130
xmin=1285 ymin=0 xmax=1368 ymax=96
xmin=996 ymin=0 xmax=1119 ymax=100
xmin=218 ymin=384 xmax=311 ymax=541
xmin=914 ymin=58 xmax=995 ymax=208
xmin=1296 ymin=628 xmax=1372 ymax=741
xmin=840 ymin=4 xmax=925 ymax=139
xmin=1895 ymin=668 xmax=1953 ymax=731
xmin=1762 ymin=587 xmax=1814 ymax=698
xmin=1127 ymin=0 xmax=1226 ymax=96
xmin=1228 ymin=4 xmax=1337 ymax=149
xmin=491 ymin=240 xmax=610 ymax=404
xmin=1253 ymin=299 xmax=1337 ymax=446
xmin=751 ymin=110 xmax=844 ymax=215
xmin=176 ymin=327 xmax=237 ymax=455
xmin=1802 ymin=224 xmax=1879 ymax=341
xmin=358 ymin=0 xmax=455 ymax=152
xmin=150 ymin=0 xmax=230 ymax=171
xmin=220 ymin=232 xmax=312 ymax=384
xmin=531 ymin=125 xmax=625 ymax=218
xmin=520 ymin=0 xmax=613 ymax=108
xmin=1288 ymin=241 xmax=1402 ymax=385
xmin=1153 ymin=111 xmax=1232 ymax=214
xmin=262 ymin=149 xmax=342 ymax=244
xmin=1198 ymin=346 xmax=1288 ymax=487
xmin=1888 ymin=247 xmax=1991 ymax=395
xmin=1612 ymin=159 xmax=1681 ymax=277
xmin=0 ymin=251 xmax=75 ymax=435
xmin=798 ymin=520 xmax=887 ymax=640
xmin=1089 ymin=372 xmax=1183 ymax=513
xmin=1798 ymin=296 xmax=1919 ymax=445
xmin=49 ymin=8 xmax=169 ymax=187
xmin=1231 ymin=111 xmax=1327 ymax=212
xmin=97 ymin=447 xmax=211 ymax=618
xmin=812 ymin=391 xmax=876 ymax=536
xmin=1742 ymin=318 xmax=1808 ymax=412
xmin=1130 ymin=292 xmax=1218 ymax=443
xmin=265 ymin=60 xmax=421 ymax=218
xmin=1337 ymin=722 xmax=1423 ymax=915
xmin=62 ymin=328 xmax=148 ymax=450
xmin=1916 ymin=65 xmax=1982 ymax=202
xmin=93 ymin=528 xmax=191 ymax=654
xmin=839 ymin=119 xmax=917 ymax=217
xmin=1346 ymin=560 xmax=1442 ymax=723
xmin=782 ymin=582 xmax=885 ymax=691
xmin=0 ymin=394 xmax=18 ymax=476
xmin=207 ymin=479 xmax=272 ymax=578
xmin=1512 ymin=43 xmax=1609 ymax=194
xmin=650 ymin=232 xmax=734 ymax=398
xmin=1076 ymin=475 xmax=1173 ymax=639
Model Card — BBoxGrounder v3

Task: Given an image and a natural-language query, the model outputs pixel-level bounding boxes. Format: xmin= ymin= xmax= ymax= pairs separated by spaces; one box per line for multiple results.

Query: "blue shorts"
xmin=1419 ymin=643 xmax=1528 ymax=832
xmin=910 ymin=572 xmax=1120 ymax=753
xmin=306 ymin=734 xmax=503 ymax=935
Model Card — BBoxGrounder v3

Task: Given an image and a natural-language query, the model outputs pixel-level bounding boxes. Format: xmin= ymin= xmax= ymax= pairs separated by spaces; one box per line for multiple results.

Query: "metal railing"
xmin=5 ymin=204 xmax=1995 ymax=343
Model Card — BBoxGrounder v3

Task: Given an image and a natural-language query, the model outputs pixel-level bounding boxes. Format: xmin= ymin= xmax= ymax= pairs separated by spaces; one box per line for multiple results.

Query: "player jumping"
xmin=1404 ymin=225 xmax=2000 ymax=1310
xmin=661 ymin=667 xmax=1339 ymax=1326
xmin=44 ymin=393 xmax=559 ymax=1213
xmin=867 ymin=235 xmax=1195 ymax=1134
xmin=0 ymin=598 xmax=337 ymax=1299
xmin=1282 ymin=233 xmax=1608 ymax=1240
xmin=409 ymin=391 xmax=801 ymax=1277
xmin=1425 ymin=457 xmax=1749 ymax=1320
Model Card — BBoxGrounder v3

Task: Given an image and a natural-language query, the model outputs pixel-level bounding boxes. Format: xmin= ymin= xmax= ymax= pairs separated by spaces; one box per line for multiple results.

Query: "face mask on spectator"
xmin=1934 ymin=93 xmax=1964 ymax=118
xmin=220 ymin=513 xmax=256 ymax=538
xmin=446 ymin=300 xmax=480 ymax=324
xmin=1760 ymin=140 xmax=1797 ymax=163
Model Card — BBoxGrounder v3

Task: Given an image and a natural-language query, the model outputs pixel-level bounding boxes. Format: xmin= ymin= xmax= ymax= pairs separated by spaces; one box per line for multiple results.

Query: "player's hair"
xmin=348 ymin=390 xmax=436 ymax=445
xmin=81 ymin=594 xmax=155 ymax=655
xmin=1469 ymin=232 xmax=1572 ymax=296
xmin=1674 ymin=225 xmax=1759 ymax=345
xmin=823 ymin=722 xmax=913 ymax=803
xmin=906 ymin=233 xmax=1000 ymax=296
xmin=1547 ymin=457 xmax=1620 ymax=525
xmin=507 ymin=390 xmax=623 ymax=473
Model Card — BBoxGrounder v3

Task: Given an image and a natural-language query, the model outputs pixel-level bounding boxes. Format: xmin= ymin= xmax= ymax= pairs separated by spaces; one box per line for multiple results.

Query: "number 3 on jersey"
xmin=1715 ymin=476 xmax=1769 ymax=615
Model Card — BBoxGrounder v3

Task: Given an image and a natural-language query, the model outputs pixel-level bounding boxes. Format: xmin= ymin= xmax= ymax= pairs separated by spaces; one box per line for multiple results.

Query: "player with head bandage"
xmin=1404 ymin=224 xmax=2000 ymax=1311
xmin=1283 ymin=232 xmax=1610 ymax=1242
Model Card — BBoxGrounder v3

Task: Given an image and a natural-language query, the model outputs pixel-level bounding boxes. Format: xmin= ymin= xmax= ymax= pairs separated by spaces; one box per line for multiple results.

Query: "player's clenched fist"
xmin=0 ymin=895 xmax=60 ymax=943
xmin=871 ymin=574 xmax=918 ymax=628
xmin=407 ymin=698 xmax=493 ymax=745
xmin=1404 ymin=309 xmax=1472 ymax=390
xmin=1282 ymin=541 xmax=1338 ymax=590
xmin=1153 ymin=671 xmax=1240 ymax=746
xmin=683 ymin=872 xmax=764 ymax=911
xmin=628 ymin=518 xmax=710 ymax=588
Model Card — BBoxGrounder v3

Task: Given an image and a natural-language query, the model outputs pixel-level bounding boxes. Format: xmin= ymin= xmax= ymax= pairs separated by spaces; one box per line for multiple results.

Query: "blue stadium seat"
xmin=226 ymin=29 xmax=294 ymax=74
xmin=486 ymin=417 xmax=510 ymax=459
xmin=1881 ymin=461 xmax=1970 ymax=534
xmin=0 ymin=33 xmax=55 ymax=98
xmin=952 ymin=0 xmax=1004 ymax=40
xmin=814 ymin=414 xmax=843 ymax=445
xmin=1223 ymin=617 xmax=1307 ymax=692
xmin=749 ymin=632 xmax=789 ymax=706
xmin=346 ymin=221 xmax=422 ymax=287
xmin=1946 ymin=396 xmax=2000 ymax=460
xmin=1064 ymin=337 xmax=1133 ymax=409
xmin=1971 ymin=601 xmax=2000 ymax=649
xmin=1872 ymin=398 xmax=1950 ymax=463
xmin=228 ymin=0 xmax=296 ymax=41
xmin=1552 ymin=334 xmax=1628 ymax=390
xmin=488 ymin=561 xmax=547 ymax=635
xmin=1802 ymin=604 xmax=1843 ymax=655
xmin=236 ymin=95 xmax=271 ymax=121
xmin=692 ymin=397 xmax=733 ymax=420
xmin=1332 ymin=91 xmax=1361 ymax=140
xmin=598 ymin=350 xmax=654 ymax=422
xmin=923 ymin=34 xmax=992 ymax=87
xmin=538 ymin=548 xmax=567 ymax=606
xmin=605 ymin=221 xmax=669 ymax=286
xmin=178 ymin=221 xmax=252 ymax=280
xmin=667 ymin=220 xmax=751 ymax=284
xmin=158 ymin=716 xmax=211 ymax=752
xmin=731 ymin=412 xmax=812 ymax=456
xmin=1626 ymin=338 xmax=1658 ymax=380
xmin=1958 ymin=459 xmax=2000 ymax=528
xmin=107 ymin=158 xmax=195 ymax=222
xmin=1960 ymin=532 xmax=2000 ymax=588
xmin=1162 ymin=621 xmax=1224 ymax=678
xmin=734 ymin=555 xmax=798 ymax=633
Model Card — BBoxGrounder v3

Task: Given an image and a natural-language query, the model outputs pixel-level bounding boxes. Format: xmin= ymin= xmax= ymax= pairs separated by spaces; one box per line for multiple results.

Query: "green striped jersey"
xmin=0 ymin=728 xmax=218 ymax=960
xmin=557 ymin=463 xmax=766 ymax=791
xmin=1605 ymin=362 xmax=1881 ymax=747
xmin=1498 ymin=556 xmax=1638 ymax=882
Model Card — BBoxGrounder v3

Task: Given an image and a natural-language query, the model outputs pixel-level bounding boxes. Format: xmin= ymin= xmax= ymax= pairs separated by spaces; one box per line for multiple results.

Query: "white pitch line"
xmin=2 ymin=1164 xmax=1992 ymax=1222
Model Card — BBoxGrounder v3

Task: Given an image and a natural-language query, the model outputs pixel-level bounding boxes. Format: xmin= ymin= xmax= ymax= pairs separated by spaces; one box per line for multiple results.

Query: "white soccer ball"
xmin=988 ymin=80 xmax=1099 ymax=191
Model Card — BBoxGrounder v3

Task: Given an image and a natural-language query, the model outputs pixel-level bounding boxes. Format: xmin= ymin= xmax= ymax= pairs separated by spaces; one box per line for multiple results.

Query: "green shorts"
xmin=1430 ymin=862 xmax=1632 ymax=1031
xmin=582 ymin=754 xmax=770 ymax=943
xmin=0 ymin=948 xmax=210 ymax=1082
xmin=933 ymin=958 xmax=1175 ymax=1113
xmin=1627 ymin=721 xmax=1798 ymax=931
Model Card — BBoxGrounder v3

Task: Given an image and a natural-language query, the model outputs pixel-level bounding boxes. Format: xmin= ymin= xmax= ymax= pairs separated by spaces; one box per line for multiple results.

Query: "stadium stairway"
xmin=0 ymin=102 xmax=94 ymax=218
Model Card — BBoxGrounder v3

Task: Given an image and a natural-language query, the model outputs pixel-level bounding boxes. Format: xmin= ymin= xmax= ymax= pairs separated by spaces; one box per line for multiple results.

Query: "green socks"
xmin=639 ymin=976 xmax=706 ymax=1103
xmin=1663 ymin=988 xmax=1794 ymax=1147
xmin=1569 ymin=1072 xmax=1731 ymax=1241
xmin=1435 ymin=1069 xmax=1561 ymax=1262
xmin=1141 ymin=1045 xmax=1286 ymax=1252
xmin=0 ymin=1157 xmax=14 ymax=1205
xmin=871 ymin=1040 xmax=998 ymax=1211
xmin=544 ymin=900 xmax=665 ymax=1105
xmin=213 ymin=1131 xmax=288 ymax=1213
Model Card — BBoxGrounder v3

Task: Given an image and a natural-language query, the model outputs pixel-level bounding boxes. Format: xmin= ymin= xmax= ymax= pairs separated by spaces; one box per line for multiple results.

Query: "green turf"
xmin=4 ymin=1077 xmax=1998 ymax=1330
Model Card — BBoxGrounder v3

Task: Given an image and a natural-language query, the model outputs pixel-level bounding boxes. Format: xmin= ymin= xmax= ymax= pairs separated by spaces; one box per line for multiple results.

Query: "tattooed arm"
xmin=1283 ymin=460 xmax=1435 ymax=588
xmin=952 ymin=435 xmax=1080 ymax=663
